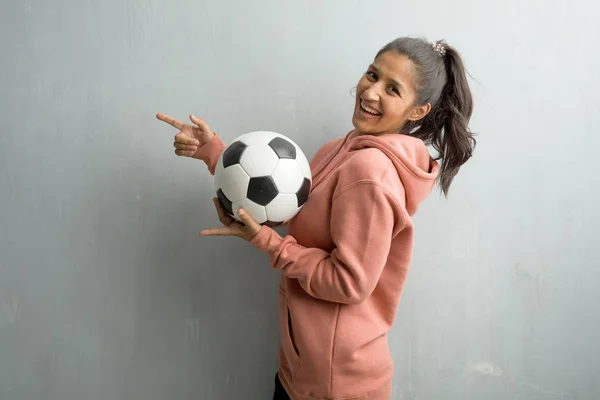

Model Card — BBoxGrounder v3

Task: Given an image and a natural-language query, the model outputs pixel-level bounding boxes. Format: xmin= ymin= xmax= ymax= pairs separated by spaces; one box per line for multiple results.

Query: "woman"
xmin=157 ymin=37 xmax=475 ymax=400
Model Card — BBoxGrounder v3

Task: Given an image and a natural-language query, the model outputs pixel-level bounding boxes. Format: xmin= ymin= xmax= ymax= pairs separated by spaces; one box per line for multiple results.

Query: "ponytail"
xmin=434 ymin=45 xmax=475 ymax=195
xmin=377 ymin=38 xmax=476 ymax=196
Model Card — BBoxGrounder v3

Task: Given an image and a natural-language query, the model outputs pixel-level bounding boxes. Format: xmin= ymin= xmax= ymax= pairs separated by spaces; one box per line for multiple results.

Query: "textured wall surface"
xmin=1 ymin=0 xmax=598 ymax=398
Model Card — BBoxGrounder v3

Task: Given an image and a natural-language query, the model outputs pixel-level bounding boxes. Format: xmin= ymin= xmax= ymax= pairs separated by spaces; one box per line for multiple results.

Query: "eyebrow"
xmin=369 ymin=64 xmax=405 ymax=94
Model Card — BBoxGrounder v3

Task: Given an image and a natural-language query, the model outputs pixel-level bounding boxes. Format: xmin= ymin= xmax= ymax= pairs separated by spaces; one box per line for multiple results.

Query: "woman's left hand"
xmin=200 ymin=198 xmax=262 ymax=241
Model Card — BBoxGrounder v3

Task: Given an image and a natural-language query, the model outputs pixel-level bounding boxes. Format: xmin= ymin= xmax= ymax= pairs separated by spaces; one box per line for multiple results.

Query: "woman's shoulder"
xmin=340 ymin=148 xmax=397 ymax=186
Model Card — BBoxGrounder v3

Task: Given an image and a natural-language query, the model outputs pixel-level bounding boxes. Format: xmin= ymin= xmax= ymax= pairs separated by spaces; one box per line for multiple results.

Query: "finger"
xmin=189 ymin=114 xmax=210 ymax=131
xmin=237 ymin=208 xmax=261 ymax=231
xmin=156 ymin=113 xmax=184 ymax=130
xmin=175 ymin=132 xmax=200 ymax=146
xmin=213 ymin=198 xmax=234 ymax=225
xmin=174 ymin=149 xmax=195 ymax=157
xmin=199 ymin=227 xmax=239 ymax=237
xmin=174 ymin=142 xmax=198 ymax=151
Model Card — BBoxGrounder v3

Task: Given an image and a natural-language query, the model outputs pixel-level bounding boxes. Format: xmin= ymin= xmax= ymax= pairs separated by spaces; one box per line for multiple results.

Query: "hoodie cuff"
xmin=249 ymin=225 xmax=283 ymax=255
xmin=192 ymin=133 xmax=226 ymax=175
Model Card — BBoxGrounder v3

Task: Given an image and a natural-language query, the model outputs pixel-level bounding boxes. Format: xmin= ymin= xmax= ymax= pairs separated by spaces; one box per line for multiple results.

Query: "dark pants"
xmin=273 ymin=373 xmax=291 ymax=400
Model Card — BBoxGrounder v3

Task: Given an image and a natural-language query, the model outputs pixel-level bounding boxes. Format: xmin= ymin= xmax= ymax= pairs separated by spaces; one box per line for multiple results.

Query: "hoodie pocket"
xmin=279 ymin=288 xmax=300 ymax=379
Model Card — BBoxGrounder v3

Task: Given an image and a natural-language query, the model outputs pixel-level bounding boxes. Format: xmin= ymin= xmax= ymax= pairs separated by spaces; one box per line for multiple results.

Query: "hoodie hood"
xmin=348 ymin=132 xmax=439 ymax=215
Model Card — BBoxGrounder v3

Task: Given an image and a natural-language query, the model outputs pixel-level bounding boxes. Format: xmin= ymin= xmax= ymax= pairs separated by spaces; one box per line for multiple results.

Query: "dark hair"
xmin=376 ymin=37 xmax=476 ymax=196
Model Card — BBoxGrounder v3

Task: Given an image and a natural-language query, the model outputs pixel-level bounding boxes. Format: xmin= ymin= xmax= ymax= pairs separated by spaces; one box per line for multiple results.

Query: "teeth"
xmin=361 ymin=101 xmax=380 ymax=115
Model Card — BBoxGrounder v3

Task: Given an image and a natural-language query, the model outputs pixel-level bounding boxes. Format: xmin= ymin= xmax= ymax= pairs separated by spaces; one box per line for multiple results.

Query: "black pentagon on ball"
xmin=296 ymin=178 xmax=311 ymax=206
xmin=247 ymin=176 xmax=278 ymax=206
xmin=268 ymin=137 xmax=296 ymax=159
xmin=216 ymin=189 xmax=234 ymax=216
xmin=222 ymin=141 xmax=248 ymax=168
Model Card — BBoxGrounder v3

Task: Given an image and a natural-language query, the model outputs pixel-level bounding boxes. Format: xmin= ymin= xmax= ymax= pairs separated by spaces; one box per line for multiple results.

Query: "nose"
xmin=362 ymin=83 xmax=381 ymax=101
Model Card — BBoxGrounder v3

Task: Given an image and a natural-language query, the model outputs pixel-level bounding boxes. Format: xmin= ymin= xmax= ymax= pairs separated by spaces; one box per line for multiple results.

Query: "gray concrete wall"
xmin=1 ymin=0 xmax=598 ymax=398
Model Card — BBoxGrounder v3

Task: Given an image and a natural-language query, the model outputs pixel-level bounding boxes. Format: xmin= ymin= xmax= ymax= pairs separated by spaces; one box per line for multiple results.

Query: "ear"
xmin=407 ymin=103 xmax=431 ymax=121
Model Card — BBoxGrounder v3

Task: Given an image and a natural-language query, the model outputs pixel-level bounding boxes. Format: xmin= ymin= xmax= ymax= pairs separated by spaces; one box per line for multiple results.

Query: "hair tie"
xmin=433 ymin=42 xmax=446 ymax=57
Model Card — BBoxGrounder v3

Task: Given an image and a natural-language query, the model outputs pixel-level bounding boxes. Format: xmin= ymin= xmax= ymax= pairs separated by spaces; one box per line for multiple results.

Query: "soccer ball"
xmin=214 ymin=131 xmax=312 ymax=227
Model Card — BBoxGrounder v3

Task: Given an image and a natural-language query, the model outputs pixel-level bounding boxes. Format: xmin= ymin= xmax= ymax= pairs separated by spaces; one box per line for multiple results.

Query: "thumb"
xmin=237 ymin=209 xmax=260 ymax=230
xmin=189 ymin=114 xmax=209 ymax=130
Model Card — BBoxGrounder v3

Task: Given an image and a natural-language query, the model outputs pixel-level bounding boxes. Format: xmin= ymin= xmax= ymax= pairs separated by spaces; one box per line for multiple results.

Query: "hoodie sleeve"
xmin=249 ymin=180 xmax=404 ymax=304
xmin=191 ymin=133 xmax=227 ymax=175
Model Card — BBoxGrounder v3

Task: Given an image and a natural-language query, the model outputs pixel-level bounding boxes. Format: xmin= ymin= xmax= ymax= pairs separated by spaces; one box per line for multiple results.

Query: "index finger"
xmin=199 ymin=227 xmax=237 ymax=237
xmin=156 ymin=113 xmax=184 ymax=130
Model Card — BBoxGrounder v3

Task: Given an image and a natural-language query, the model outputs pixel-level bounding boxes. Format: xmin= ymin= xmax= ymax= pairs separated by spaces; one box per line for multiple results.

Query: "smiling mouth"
xmin=360 ymin=101 xmax=381 ymax=116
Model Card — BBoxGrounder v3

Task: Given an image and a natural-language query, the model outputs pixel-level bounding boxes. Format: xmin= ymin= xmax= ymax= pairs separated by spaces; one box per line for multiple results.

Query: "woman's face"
xmin=352 ymin=51 xmax=430 ymax=136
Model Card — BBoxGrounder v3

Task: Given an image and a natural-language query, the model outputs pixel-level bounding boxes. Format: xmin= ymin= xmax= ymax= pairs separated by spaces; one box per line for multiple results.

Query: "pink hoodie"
xmin=194 ymin=130 xmax=438 ymax=400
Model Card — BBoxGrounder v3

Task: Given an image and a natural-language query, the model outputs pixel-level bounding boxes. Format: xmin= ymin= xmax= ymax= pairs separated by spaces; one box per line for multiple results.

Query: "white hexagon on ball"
xmin=236 ymin=131 xmax=282 ymax=147
xmin=293 ymin=142 xmax=312 ymax=179
xmin=265 ymin=194 xmax=300 ymax=223
xmin=220 ymin=164 xmax=250 ymax=202
xmin=213 ymin=157 xmax=224 ymax=193
xmin=239 ymin=145 xmax=279 ymax=177
xmin=271 ymin=159 xmax=304 ymax=194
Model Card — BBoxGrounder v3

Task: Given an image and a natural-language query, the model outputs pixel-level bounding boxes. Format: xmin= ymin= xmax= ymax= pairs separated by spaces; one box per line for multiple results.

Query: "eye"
xmin=365 ymin=71 xmax=377 ymax=81
xmin=389 ymin=85 xmax=400 ymax=95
